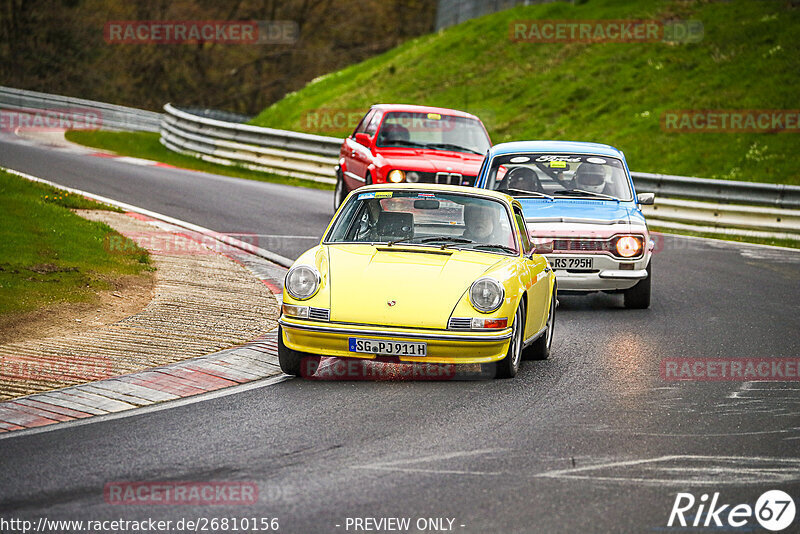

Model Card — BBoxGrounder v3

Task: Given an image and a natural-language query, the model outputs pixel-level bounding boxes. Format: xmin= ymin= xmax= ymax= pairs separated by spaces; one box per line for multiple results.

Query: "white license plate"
xmin=348 ymin=338 xmax=427 ymax=356
xmin=551 ymin=257 xmax=594 ymax=270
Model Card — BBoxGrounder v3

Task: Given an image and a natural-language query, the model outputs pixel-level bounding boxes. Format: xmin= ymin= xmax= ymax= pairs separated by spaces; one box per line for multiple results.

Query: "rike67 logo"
xmin=668 ymin=490 xmax=796 ymax=531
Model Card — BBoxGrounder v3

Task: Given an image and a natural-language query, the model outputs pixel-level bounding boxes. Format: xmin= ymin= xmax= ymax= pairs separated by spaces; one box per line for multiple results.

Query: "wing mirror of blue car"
xmin=637 ymin=192 xmax=655 ymax=205
xmin=354 ymin=132 xmax=372 ymax=147
xmin=531 ymin=240 xmax=554 ymax=256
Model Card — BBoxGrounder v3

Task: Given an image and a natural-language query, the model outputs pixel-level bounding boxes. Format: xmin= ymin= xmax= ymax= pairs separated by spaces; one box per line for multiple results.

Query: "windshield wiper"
xmin=387 ymin=236 xmax=473 ymax=248
xmin=423 ymin=143 xmax=484 ymax=155
xmin=552 ymin=189 xmax=618 ymax=201
xmin=381 ymin=139 xmax=427 ymax=148
xmin=471 ymin=243 xmax=518 ymax=254
xmin=499 ymin=188 xmax=553 ymax=200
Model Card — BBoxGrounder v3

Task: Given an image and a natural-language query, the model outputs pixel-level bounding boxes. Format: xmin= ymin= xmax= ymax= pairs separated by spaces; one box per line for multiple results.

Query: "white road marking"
xmin=536 ymin=455 xmax=800 ymax=486
xmin=353 ymin=449 xmax=506 ymax=476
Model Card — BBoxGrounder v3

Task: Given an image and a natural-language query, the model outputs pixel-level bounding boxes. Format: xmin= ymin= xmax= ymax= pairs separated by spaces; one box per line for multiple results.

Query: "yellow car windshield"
xmin=326 ymin=191 xmax=518 ymax=254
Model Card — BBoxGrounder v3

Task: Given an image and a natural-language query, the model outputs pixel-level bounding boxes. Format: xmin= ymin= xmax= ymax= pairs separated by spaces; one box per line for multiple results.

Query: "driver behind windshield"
xmin=462 ymin=203 xmax=497 ymax=242
xmin=501 ymin=166 xmax=543 ymax=193
xmin=573 ymin=163 xmax=610 ymax=194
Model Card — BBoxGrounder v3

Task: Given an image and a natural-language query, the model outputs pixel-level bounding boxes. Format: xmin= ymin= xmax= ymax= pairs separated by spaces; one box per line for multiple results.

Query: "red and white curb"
xmin=88 ymin=151 xmax=182 ymax=169
xmin=0 ymin=167 xmax=292 ymax=437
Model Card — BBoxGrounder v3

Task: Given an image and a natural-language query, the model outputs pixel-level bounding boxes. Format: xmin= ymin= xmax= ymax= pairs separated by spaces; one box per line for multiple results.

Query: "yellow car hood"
xmin=326 ymin=244 xmax=504 ymax=329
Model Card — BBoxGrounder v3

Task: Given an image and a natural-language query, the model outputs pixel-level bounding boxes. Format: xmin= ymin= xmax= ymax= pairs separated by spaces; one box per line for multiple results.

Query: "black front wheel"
xmin=623 ymin=262 xmax=651 ymax=309
xmin=494 ymin=304 xmax=524 ymax=379
xmin=333 ymin=170 xmax=347 ymax=212
xmin=278 ymin=326 xmax=321 ymax=377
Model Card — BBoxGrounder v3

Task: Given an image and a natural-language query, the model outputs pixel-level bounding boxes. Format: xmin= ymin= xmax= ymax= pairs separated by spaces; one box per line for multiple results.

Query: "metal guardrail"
xmin=642 ymin=198 xmax=800 ymax=235
xmin=631 ymin=172 xmax=800 ymax=210
xmin=160 ymin=104 xmax=799 ymax=238
xmin=1 ymin=87 xmax=792 ymax=239
xmin=160 ymin=103 xmax=339 ymax=183
xmin=0 ymin=86 xmax=161 ymax=132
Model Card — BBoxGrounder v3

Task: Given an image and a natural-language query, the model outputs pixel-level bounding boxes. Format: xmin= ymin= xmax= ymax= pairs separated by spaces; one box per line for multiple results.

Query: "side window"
xmin=365 ymin=111 xmax=382 ymax=135
xmin=352 ymin=109 xmax=375 ymax=136
xmin=514 ymin=208 xmax=532 ymax=255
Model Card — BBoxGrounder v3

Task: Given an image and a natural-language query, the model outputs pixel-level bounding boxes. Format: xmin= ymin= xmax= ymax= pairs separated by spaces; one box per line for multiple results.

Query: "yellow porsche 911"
xmin=278 ymin=184 xmax=557 ymax=379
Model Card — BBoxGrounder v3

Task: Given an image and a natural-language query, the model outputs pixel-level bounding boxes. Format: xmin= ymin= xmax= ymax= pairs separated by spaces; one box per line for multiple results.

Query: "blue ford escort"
xmin=474 ymin=141 xmax=654 ymax=308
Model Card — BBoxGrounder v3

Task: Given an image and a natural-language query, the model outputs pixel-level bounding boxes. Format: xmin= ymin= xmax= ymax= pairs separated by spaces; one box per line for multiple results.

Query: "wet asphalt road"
xmin=1 ymin=135 xmax=799 ymax=533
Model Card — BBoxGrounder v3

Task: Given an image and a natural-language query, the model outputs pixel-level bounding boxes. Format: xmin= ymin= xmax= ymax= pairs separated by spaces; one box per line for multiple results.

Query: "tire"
xmin=524 ymin=290 xmax=555 ymax=361
xmin=623 ymin=262 xmax=651 ymax=309
xmin=494 ymin=304 xmax=524 ymax=379
xmin=278 ymin=326 xmax=321 ymax=377
xmin=333 ymin=170 xmax=347 ymax=212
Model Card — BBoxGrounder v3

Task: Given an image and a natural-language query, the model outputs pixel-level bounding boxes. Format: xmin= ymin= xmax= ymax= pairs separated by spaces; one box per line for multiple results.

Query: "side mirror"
xmin=354 ymin=132 xmax=372 ymax=147
xmin=637 ymin=192 xmax=655 ymax=205
xmin=532 ymin=240 xmax=554 ymax=255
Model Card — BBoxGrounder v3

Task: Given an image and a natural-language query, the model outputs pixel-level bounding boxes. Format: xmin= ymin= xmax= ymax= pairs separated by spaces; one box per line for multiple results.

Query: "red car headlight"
xmin=387 ymin=170 xmax=405 ymax=183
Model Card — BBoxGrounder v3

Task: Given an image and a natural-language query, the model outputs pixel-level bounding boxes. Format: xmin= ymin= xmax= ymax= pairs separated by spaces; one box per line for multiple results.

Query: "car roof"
xmin=355 ymin=183 xmax=519 ymax=208
xmin=370 ymin=104 xmax=480 ymax=121
xmin=487 ymin=140 xmax=625 ymax=159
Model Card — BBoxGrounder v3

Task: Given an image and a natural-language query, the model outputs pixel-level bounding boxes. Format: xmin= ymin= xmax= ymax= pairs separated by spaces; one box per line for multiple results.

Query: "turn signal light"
xmin=471 ymin=317 xmax=508 ymax=329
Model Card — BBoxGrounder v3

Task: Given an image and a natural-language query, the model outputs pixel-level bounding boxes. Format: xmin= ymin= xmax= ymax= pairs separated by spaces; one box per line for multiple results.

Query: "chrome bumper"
xmin=278 ymin=318 xmax=513 ymax=342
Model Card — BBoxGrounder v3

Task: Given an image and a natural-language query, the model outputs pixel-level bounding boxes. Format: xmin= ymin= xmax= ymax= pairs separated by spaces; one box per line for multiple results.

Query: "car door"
xmin=515 ymin=207 xmax=549 ymax=337
xmin=342 ymin=109 xmax=375 ymax=190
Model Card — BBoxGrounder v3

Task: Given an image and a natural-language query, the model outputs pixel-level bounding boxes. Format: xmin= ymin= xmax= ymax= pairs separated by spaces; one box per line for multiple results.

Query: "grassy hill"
xmin=251 ymin=0 xmax=800 ymax=185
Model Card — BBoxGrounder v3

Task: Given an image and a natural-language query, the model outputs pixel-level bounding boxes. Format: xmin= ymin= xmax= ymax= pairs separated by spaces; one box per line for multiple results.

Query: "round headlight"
xmin=615 ymin=236 xmax=642 ymax=258
xmin=388 ymin=169 xmax=405 ymax=183
xmin=405 ymin=171 xmax=420 ymax=183
xmin=285 ymin=265 xmax=320 ymax=300
xmin=469 ymin=277 xmax=504 ymax=313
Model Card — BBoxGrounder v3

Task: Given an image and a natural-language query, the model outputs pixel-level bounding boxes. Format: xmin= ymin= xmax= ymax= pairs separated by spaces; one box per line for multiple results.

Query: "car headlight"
xmin=469 ymin=277 xmax=504 ymax=313
xmin=615 ymin=236 xmax=643 ymax=258
xmin=388 ymin=169 xmax=405 ymax=183
xmin=405 ymin=171 xmax=420 ymax=183
xmin=285 ymin=265 xmax=320 ymax=300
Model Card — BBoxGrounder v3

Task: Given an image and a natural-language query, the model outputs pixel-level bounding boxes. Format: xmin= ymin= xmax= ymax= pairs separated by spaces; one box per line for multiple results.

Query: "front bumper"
xmin=279 ymin=317 xmax=513 ymax=364
xmin=548 ymin=254 xmax=650 ymax=291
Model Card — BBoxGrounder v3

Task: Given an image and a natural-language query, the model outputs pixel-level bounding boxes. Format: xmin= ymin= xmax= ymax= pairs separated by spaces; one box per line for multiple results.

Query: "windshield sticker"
xmin=536 ymin=155 xmax=582 ymax=163
xmin=587 ymin=157 xmax=607 ymax=164
xmin=375 ymin=191 xmax=393 ymax=198
xmin=549 ymin=161 xmax=567 ymax=168
xmin=509 ymin=156 xmax=530 ymax=163
xmin=427 ymin=113 xmax=441 ymax=120
xmin=357 ymin=192 xmax=375 ymax=200
xmin=417 ymin=192 xmax=436 ymax=197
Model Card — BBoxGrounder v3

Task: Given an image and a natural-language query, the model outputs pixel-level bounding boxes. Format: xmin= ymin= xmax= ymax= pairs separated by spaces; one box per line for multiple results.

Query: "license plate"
xmin=551 ymin=257 xmax=594 ymax=270
xmin=348 ymin=338 xmax=427 ymax=356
